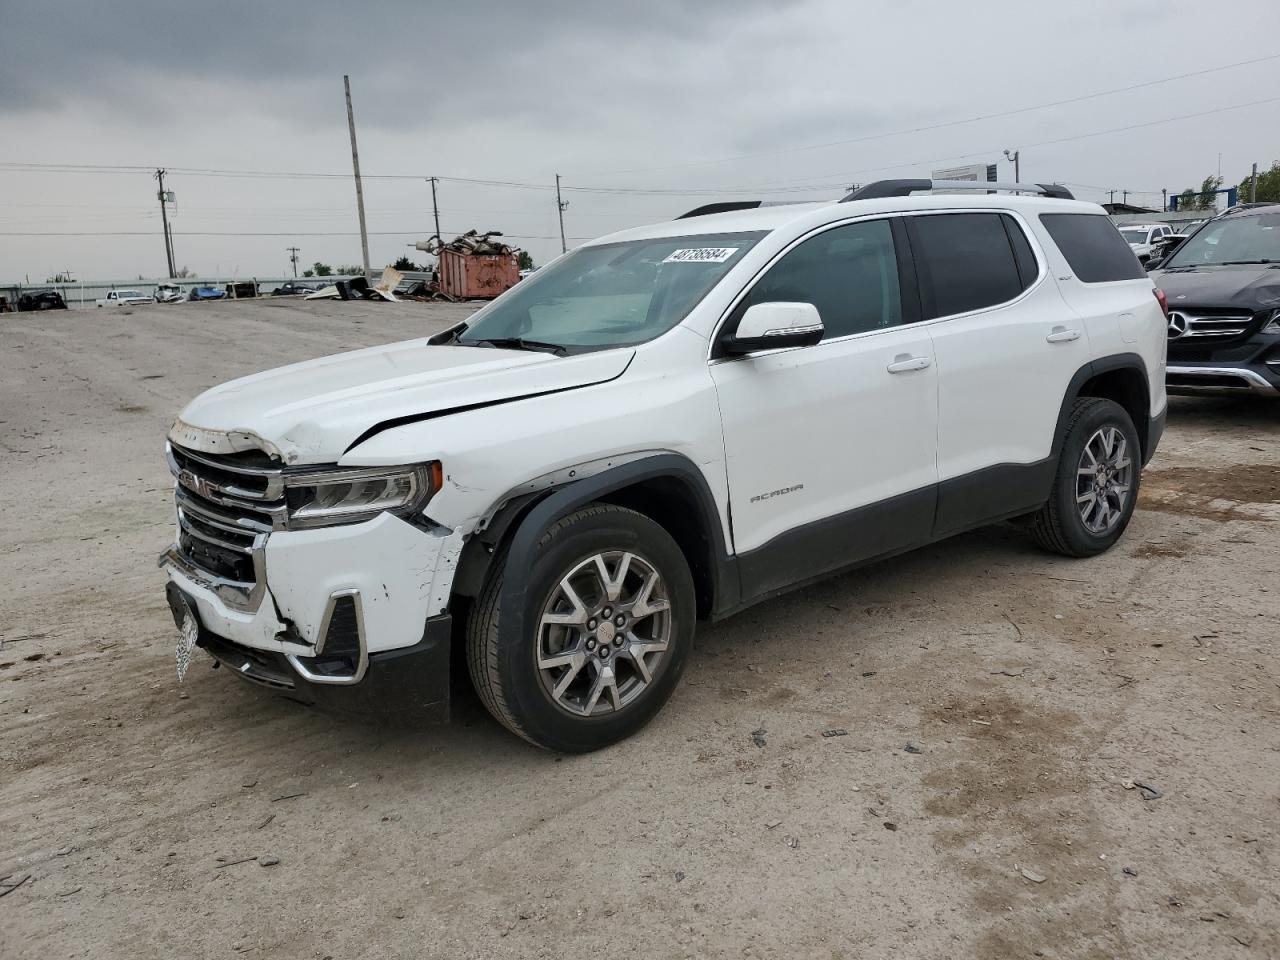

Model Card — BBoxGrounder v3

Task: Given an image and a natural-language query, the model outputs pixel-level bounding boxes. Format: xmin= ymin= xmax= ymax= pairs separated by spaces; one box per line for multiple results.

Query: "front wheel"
xmin=466 ymin=503 xmax=695 ymax=752
xmin=1029 ymin=397 xmax=1142 ymax=557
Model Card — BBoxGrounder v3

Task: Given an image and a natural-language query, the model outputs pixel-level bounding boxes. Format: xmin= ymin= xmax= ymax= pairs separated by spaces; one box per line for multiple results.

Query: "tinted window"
xmin=738 ymin=219 xmax=902 ymax=339
xmin=1003 ymin=216 xmax=1039 ymax=288
xmin=911 ymin=213 xmax=1023 ymax=318
xmin=1039 ymin=214 xmax=1146 ymax=282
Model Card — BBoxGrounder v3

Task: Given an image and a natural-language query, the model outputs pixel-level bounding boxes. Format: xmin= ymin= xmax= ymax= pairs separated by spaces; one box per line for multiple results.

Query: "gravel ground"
xmin=1 ymin=298 xmax=1277 ymax=960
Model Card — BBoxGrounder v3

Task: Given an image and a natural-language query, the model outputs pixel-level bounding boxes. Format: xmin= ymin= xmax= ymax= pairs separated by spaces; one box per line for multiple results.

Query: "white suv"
xmin=160 ymin=179 xmax=1168 ymax=752
xmin=1118 ymin=223 xmax=1176 ymax=264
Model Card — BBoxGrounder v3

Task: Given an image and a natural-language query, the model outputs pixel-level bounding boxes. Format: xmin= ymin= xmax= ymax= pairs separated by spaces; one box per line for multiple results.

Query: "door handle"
xmin=886 ymin=354 xmax=932 ymax=374
xmin=1046 ymin=328 xmax=1080 ymax=344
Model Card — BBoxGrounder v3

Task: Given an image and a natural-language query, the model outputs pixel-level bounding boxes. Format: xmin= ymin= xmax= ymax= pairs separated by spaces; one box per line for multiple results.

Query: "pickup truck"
xmin=97 ymin=289 xmax=153 ymax=308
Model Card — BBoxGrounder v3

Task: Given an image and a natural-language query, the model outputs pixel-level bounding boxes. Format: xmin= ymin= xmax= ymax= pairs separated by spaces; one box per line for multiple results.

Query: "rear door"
xmin=908 ymin=210 xmax=1091 ymax=535
xmin=1036 ymin=211 xmax=1165 ymax=418
xmin=710 ymin=217 xmax=939 ymax=598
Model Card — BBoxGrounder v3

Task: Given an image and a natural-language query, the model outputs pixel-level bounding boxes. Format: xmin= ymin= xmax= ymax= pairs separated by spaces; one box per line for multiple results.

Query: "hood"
xmin=170 ymin=340 xmax=634 ymax=464
xmin=1150 ymin=263 xmax=1280 ymax=311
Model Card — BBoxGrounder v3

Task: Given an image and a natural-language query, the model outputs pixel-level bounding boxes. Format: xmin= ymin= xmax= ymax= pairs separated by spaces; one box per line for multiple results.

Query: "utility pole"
xmin=154 ymin=169 xmax=176 ymax=279
xmin=1250 ymin=162 xmax=1258 ymax=203
xmin=555 ymin=174 xmax=568 ymax=254
xmin=343 ymin=75 xmax=371 ymax=279
xmin=1003 ymin=148 xmax=1020 ymax=182
xmin=1109 ymin=189 xmax=1116 ymax=205
xmin=1162 ymin=189 xmax=1168 ymax=212
xmin=427 ymin=176 xmax=442 ymax=243
xmin=287 ymin=246 xmax=300 ymax=278
xmin=1122 ymin=190 xmax=1130 ymax=205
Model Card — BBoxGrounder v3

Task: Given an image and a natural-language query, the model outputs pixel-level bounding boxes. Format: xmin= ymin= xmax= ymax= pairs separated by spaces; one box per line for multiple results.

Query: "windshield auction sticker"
xmin=663 ymin=247 xmax=740 ymax=264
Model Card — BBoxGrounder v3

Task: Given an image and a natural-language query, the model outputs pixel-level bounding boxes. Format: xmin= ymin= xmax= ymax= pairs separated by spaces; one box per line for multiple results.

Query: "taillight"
xmin=1153 ymin=287 xmax=1169 ymax=319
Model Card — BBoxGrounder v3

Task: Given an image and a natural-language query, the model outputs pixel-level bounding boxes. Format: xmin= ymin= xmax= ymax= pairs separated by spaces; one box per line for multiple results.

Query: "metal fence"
xmin=0 ymin=276 xmax=357 ymax=310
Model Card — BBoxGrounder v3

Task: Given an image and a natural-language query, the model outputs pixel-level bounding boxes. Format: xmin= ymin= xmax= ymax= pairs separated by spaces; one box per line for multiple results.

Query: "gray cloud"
xmin=1 ymin=0 xmax=1277 ymax=281
xmin=1 ymin=0 xmax=777 ymax=127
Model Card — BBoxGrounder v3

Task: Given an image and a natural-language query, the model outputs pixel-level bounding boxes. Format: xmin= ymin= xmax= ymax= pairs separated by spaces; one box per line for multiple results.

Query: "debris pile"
xmin=415 ymin=230 xmax=522 ymax=300
xmin=417 ymin=229 xmax=517 ymax=257
xmin=305 ymin=266 xmax=402 ymax=302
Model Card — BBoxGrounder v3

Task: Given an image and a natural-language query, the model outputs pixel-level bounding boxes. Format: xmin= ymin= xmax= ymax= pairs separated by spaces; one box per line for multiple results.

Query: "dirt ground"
xmin=2 ymin=298 xmax=1277 ymax=960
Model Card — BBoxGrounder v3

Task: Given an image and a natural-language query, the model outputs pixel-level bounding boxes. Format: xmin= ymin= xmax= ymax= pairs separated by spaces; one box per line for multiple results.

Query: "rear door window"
xmin=908 ymin=213 xmax=1025 ymax=318
xmin=1039 ymin=213 xmax=1146 ymax=282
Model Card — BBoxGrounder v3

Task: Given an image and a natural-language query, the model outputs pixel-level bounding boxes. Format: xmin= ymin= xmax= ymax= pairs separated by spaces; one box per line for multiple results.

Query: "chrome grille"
xmin=167 ymin=442 xmax=287 ymax=591
xmin=1167 ymin=310 xmax=1253 ymax=340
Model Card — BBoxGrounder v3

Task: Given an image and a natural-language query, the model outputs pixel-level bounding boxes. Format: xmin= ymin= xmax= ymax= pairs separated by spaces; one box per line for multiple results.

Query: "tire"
xmin=1030 ymin=397 xmax=1142 ymax=557
xmin=466 ymin=503 xmax=696 ymax=753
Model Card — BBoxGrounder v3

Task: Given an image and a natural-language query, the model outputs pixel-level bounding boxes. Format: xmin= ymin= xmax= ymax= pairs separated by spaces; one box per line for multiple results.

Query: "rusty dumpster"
xmin=436 ymin=248 xmax=520 ymax=300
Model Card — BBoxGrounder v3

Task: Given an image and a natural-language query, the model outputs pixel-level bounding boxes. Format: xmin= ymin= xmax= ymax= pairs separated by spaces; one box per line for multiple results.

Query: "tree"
xmin=335 ymin=264 xmax=364 ymax=276
xmin=1237 ymin=161 xmax=1280 ymax=204
xmin=392 ymin=255 xmax=422 ymax=271
xmin=1177 ymin=175 xmax=1223 ymax=211
xmin=312 ymin=262 xmax=333 ymax=277
xmin=302 ymin=269 xmax=315 ymax=278
xmin=517 ymin=250 xmax=535 ymax=271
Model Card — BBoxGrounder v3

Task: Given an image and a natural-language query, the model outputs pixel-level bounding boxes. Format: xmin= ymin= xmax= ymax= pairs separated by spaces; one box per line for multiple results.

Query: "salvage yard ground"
xmin=1 ymin=298 xmax=1277 ymax=959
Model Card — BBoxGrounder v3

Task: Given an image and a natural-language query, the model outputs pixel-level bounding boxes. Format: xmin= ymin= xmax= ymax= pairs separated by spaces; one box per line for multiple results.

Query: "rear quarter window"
xmin=1039 ymin=213 xmax=1146 ymax=283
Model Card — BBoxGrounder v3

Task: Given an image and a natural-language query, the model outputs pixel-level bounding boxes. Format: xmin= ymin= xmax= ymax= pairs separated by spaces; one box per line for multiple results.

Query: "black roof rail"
xmin=677 ymin=201 xmax=765 ymax=219
xmin=675 ymin=199 xmax=817 ymax=220
xmin=841 ymin=179 xmax=1074 ymax=202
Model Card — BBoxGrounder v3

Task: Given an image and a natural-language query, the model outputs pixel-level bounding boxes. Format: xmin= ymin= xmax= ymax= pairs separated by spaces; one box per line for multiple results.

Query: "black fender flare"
xmin=491 ymin=453 xmax=740 ymax=647
xmin=1054 ymin=352 xmax=1156 ymax=462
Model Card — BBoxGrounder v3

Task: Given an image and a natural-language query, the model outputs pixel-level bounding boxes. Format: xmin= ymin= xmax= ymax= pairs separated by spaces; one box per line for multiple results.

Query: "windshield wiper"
xmin=1216 ymin=259 xmax=1275 ymax=265
xmin=470 ymin=336 xmax=567 ymax=356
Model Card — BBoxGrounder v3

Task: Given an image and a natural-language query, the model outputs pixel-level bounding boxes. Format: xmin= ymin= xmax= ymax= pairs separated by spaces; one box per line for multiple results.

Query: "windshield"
xmin=457 ymin=231 xmax=766 ymax=352
xmin=1165 ymin=213 xmax=1280 ymax=267
xmin=1119 ymin=228 xmax=1149 ymax=242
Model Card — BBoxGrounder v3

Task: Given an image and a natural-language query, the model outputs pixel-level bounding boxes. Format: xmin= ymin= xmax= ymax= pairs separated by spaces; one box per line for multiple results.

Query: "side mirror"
xmin=1144 ymin=255 xmax=1164 ymax=271
xmin=725 ymin=302 xmax=824 ymax=354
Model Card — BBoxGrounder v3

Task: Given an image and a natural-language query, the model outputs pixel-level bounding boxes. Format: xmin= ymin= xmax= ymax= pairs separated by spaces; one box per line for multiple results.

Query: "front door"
xmin=709 ymin=217 xmax=940 ymax=600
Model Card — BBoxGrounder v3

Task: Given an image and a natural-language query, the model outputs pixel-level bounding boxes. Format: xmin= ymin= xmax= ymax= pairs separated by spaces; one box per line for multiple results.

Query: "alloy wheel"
xmin=535 ymin=551 xmax=672 ymax=717
xmin=1075 ymin=425 xmax=1133 ymax=535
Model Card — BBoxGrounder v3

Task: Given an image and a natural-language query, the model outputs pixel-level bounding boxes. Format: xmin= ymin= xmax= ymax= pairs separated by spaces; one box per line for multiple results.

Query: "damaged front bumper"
xmin=158 ymin=511 xmax=464 ymax=718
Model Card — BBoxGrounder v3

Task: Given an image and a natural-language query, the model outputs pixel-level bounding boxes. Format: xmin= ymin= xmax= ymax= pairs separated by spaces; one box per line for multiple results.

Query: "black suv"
xmin=16 ymin=289 xmax=69 ymax=311
xmin=1150 ymin=204 xmax=1280 ymax=397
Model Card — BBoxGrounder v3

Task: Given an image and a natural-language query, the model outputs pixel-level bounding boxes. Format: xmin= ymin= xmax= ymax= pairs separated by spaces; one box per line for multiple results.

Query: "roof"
xmin=586 ymin=193 xmax=1102 ymax=247
xmin=1221 ymin=202 xmax=1280 ymax=217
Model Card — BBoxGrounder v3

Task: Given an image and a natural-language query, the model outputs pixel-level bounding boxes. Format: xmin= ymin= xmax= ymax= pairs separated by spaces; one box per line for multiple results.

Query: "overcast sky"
xmin=2 ymin=0 xmax=1278 ymax=283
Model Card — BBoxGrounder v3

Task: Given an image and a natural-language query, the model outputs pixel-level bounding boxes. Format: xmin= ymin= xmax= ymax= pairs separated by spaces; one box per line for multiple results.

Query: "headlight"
xmin=1263 ymin=309 xmax=1280 ymax=335
xmin=284 ymin=462 xmax=441 ymax=529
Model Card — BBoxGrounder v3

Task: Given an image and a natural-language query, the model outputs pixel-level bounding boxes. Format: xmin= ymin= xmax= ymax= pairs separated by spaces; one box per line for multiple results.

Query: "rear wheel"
xmin=1029 ymin=397 xmax=1141 ymax=557
xmin=466 ymin=503 xmax=695 ymax=752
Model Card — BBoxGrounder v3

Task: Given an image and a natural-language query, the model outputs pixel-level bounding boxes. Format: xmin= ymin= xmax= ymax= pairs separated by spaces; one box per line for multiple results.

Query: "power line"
xmin=730 ymin=95 xmax=1280 ymax=192
xmin=585 ymin=51 xmax=1280 ymax=175
xmin=13 ymin=52 xmax=1267 ymax=189
xmin=0 ymin=229 xmax=593 ymax=240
